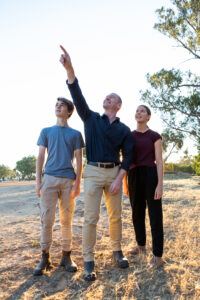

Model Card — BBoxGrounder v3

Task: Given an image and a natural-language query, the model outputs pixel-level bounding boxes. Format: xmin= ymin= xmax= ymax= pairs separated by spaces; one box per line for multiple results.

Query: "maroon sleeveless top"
xmin=130 ymin=129 xmax=162 ymax=169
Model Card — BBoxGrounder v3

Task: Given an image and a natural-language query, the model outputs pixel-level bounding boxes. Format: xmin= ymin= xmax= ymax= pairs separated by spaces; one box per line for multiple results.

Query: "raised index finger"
xmin=60 ymin=45 xmax=68 ymax=55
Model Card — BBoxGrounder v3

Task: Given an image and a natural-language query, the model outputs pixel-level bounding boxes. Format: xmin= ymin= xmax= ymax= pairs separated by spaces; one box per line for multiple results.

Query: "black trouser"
xmin=128 ymin=166 xmax=163 ymax=257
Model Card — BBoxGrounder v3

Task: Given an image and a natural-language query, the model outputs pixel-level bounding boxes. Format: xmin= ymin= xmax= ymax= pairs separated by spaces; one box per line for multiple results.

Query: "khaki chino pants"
xmin=83 ymin=164 xmax=122 ymax=261
xmin=40 ymin=174 xmax=75 ymax=252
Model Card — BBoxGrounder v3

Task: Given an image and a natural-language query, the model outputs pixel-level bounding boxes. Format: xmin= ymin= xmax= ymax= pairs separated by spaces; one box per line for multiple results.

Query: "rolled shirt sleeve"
xmin=120 ymin=130 xmax=134 ymax=171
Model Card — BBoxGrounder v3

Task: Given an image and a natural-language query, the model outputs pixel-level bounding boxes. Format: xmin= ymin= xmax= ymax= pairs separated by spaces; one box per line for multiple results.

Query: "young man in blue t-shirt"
xmin=33 ymin=97 xmax=84 ymax=276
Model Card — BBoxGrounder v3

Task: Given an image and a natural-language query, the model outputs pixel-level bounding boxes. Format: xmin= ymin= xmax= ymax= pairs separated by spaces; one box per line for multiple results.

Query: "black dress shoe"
xmin=33 ymin=253 xmax=52 ymax=276
xmin=60 ymin=251 xmax=77 ymax=272
xmin=113 ymin=250 xmax=129 ymax=268
xmin=83 ymin=261 xmax=96 ymax=281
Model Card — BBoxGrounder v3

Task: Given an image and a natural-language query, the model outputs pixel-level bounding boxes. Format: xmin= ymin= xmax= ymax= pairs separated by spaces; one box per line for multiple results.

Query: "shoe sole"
xmin=83 ymin=273 xmax=96 ymax=281
xmin=33 ymin=263 xmax=52 ymax=276
xmin=112 ymin=258 xmax=129 ymax=269
xmin=60 ymin=262 xmax=77 ymax=272
xmin=64 ymin=266 xmax=77 ymax=272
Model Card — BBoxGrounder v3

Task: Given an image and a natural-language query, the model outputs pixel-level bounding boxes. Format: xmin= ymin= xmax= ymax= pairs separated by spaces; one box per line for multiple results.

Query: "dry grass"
xmin=0 ymin=173 xmax=200 ymax=299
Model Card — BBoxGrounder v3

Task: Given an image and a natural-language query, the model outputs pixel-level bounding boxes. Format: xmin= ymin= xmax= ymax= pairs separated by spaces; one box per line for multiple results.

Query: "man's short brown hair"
xmin=57 ymin=97 xmax=74 ymax=118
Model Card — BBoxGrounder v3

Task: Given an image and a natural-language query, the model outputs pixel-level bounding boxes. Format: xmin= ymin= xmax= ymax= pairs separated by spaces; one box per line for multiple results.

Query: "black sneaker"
xmin=83 ymin=261 xmax=96 ymax=281
xmin=33 ymin=253 xmax=52 ymax=276
xmin=112 ymin=250 xmax=129 ymax=268
xmin=60 ymin=251 xmax=77 ymax=272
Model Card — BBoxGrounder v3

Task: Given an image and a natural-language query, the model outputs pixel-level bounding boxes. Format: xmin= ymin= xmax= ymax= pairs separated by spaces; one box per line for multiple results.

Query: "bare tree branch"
xmin=162 ymin=118 xmax=200 ymax=138
xmin=164 ymin=143 xmax=177 ymax=162
xmin=176 ymin=84 xmax=200 ymax=88
xmin=174 ymin=35 xmax=200 ymax=59
xmin=177 ymin=57 xmax=198 ymax=66
xmin=161 ymin=95 xmax=199 ymax=118
xmin=185 ymin=17 xmax=197 ymax=32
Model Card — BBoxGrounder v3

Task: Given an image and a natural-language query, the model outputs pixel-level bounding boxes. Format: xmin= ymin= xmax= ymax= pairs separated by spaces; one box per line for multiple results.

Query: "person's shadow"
xmin=4 ymin=259 xmax=80 ymax=300
xmin=99 ymin=252 xmax=172 ymax=299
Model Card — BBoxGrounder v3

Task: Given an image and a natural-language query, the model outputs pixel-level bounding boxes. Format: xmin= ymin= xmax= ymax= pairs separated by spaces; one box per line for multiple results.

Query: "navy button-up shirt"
xmin=67 ymin=78 xmax=134 ymax=171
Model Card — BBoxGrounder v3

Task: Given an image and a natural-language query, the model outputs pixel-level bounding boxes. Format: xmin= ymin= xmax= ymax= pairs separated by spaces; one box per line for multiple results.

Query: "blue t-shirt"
xmin=37 ymin=125 xmax=85 ymax=179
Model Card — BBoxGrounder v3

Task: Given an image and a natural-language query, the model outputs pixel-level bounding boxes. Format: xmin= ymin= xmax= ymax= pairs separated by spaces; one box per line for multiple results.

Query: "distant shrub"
xmin=192 ymin=154 xmax=200 ymax=176
xmin=177 ymin=164 xmax=194 ymax=174
xmin=164 ymin=163 xmax=174 ymax=172
xmin=164 ymin=163 xmax=178 ymax=172
xmin=164 ymin=163 xmax=194 ymax=174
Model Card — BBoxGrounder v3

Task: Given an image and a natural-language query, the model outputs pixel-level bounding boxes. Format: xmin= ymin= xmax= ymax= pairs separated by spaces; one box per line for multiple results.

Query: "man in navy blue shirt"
xmin=60 ymin=45 xmax=134 ymax=281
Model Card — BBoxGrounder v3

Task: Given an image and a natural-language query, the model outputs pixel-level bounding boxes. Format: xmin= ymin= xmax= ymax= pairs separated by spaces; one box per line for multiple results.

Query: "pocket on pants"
xmin=39 ymin=204 xmax=46 ymax=224
xmin=83 ymin=164 xmax=95 ymax=179
xmin=40 ymin=176 xmax=45 ymax=191
xmin=40 ymin=206 xmax=54 ymax=226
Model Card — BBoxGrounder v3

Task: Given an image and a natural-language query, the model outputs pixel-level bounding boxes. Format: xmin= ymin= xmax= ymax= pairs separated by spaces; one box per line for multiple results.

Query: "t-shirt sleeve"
xmin=152 ymin=131 xmax=162 ymax=143
xmin=37 ymin=129 xmax=48 ymax=147
xmin=74 ymin=131 xmax=85 ymax=150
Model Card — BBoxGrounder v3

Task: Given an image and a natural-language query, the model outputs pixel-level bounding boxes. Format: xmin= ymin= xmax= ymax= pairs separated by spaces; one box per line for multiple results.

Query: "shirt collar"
xmin=102 ymin=113 xmax=120 ymax=123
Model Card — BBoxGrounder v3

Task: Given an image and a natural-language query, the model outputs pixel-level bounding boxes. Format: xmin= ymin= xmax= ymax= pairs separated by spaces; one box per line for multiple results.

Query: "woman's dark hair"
xmin=140 ymin=105 xmax=151 ymax=115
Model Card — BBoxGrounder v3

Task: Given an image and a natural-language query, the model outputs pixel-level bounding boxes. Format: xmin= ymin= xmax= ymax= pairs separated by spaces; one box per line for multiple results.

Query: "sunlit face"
xmin=135 ymin=105 xmax=151 ymax=123
xmin=55 ymin=100 xmax=70 ymax=119
xmin=103 ymin=93 xmax=121 ymax=111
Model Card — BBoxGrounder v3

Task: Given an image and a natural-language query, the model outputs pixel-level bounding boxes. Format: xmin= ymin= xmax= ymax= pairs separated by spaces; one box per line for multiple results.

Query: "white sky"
xmin=0 ymin=0 xmax=198 ymax=169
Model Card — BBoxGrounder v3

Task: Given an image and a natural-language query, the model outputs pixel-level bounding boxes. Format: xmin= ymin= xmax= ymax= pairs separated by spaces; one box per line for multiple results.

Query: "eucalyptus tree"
xmin=140 ymin=0 xmax=200 ymax=149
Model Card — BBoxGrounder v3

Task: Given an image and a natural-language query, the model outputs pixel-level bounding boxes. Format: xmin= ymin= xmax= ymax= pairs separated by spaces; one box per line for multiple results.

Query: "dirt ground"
xmin=0 ymin=174 xmax=200 ymax=299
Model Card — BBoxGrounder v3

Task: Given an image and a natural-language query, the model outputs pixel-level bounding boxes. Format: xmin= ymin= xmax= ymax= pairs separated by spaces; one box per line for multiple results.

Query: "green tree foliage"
xmin=178 ymin=148 xmax=194 ymax=164
xmin=8 ymin=169 xmax=15 ymax=179
xmin=0 ymin=164 xmax=11 ymax=180
xmin=162 ymin=128 xmax=184 ymax=162
xmin=154 ymin=0 xmax=200 ymax=56
xmin=15 ymin=156 xmax=36 ymax=180
xmin=83 ymin=147 xmax=86 ymax=159
xmin=140 ymin=0 xmax=200 ymax=148
xmin=192 ymin=153 xmax=200 ymax=175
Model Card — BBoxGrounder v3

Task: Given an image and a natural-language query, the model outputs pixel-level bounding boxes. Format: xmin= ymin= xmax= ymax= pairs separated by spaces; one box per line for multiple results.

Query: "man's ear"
xmin=67 ymin=112 xmax=72 ymax=119
xmin=117 ymin=103 xmax=122 ymax=110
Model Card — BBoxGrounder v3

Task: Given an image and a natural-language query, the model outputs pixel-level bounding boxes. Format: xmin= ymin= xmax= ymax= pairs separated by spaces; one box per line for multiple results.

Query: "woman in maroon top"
xmin=123 ymin=105 xmax=164 ymax=268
